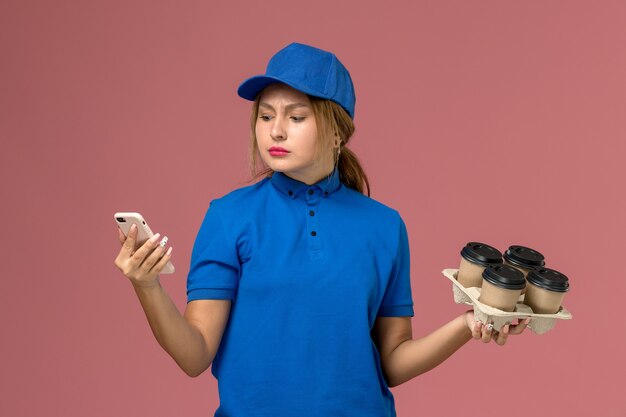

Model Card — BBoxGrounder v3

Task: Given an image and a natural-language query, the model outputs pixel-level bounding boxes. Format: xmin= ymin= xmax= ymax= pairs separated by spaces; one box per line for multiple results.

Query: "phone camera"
xmin=116 ymin=217 xmax=126 ymax=223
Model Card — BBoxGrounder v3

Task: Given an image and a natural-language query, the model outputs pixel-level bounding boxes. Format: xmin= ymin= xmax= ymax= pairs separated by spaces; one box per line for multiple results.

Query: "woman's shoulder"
xmin=339 ymin=186 xmax=404 ymax=224
xmin=210 ymin=177 xmax=270 ymax=210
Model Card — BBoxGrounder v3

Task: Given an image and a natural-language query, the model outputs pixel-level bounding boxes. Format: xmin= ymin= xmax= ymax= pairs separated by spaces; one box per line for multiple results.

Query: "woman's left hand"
xmin=463 ymin=310 xmax=530 ymax=346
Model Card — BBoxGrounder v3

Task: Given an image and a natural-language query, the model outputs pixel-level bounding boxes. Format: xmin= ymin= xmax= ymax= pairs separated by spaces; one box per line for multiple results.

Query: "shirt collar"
xmin=270 ymin=168 xmax=342 ymax=199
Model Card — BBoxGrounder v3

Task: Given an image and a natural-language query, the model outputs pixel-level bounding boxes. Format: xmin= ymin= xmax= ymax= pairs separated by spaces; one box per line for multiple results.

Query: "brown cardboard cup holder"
xmin=443 ymin=268 xmax=572 ymax=334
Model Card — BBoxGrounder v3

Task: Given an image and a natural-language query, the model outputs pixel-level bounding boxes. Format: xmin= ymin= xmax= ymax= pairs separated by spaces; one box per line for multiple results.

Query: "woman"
xmin=115 ymin=42 xmax=528 ymax=416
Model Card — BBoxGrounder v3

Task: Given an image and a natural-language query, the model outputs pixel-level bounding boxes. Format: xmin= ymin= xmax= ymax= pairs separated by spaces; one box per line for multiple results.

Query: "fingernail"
xmin=130 ymin=224 xmax=137 ymax=231
xmin=486 ymin=323 xmax=494 ymax=333
xmin=524 ymin=318 xmax=531 ymax=325
xmin=159 ymin=236 xmax=168 ymax=247
xmin=166 ymin=247 xmax=172 ymax=255
xmin=503 ymin=325 xmax=510 ymax=334
xmin=149 ymin=233 xmax=160 ymax=243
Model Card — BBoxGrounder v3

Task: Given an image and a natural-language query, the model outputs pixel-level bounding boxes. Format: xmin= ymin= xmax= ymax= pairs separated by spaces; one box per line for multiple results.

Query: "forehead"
xmin=258 ymin=83 xmax=312 ymax=105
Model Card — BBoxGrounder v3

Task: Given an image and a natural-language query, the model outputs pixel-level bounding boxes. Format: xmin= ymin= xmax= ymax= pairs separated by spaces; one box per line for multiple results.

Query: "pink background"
xmin=1 ymin=1 xmax=624 ymax=416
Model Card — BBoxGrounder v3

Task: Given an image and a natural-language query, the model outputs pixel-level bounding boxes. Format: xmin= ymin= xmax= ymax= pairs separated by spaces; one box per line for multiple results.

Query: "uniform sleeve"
xmin=377 ymin=216 xmax=415 ymax=317
xmin=187 ymin=201 xmax=240 ymax=302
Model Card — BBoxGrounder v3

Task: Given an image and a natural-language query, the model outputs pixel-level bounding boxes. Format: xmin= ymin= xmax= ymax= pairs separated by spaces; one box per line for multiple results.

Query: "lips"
xmin=269 ymin=147 xmax=289 ymax=153
xmin=269 ymin=147 xmax=290 ymax=156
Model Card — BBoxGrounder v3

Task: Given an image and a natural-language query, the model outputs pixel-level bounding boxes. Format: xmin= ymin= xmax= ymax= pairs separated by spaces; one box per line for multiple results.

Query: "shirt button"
xmin=308 ymin=189 xmax=314 ymax=195
xmin=309 ymin=210 xmax=315 ymax=216
xmin=311 ymin=231 xmax=317 ymax=236
xmin=288 ymin=190 xmax=293 ymax=196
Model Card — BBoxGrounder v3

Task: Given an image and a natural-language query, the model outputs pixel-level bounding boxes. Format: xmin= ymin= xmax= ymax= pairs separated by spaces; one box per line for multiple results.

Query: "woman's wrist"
xmin=131 ymin=277 xmax=163 ymax=295
xmin=459 ymin=312 xmax=475 ymax=338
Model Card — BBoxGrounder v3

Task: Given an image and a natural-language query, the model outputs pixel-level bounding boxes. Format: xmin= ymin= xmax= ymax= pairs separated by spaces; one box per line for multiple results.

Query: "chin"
xmin=264 ymin=160 xmax=297 ymax=174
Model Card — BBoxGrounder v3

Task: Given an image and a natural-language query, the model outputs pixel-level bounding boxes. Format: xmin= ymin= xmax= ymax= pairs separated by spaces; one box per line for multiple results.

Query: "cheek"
xmin=255 ymin=124 xmax=269 ymax=149
xmin=302 ymin=125 xmax=319 ymax=152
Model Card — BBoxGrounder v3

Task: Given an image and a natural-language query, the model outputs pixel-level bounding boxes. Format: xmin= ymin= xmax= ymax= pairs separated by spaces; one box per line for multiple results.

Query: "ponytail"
xmin=337 ymin=146 xmax=370 ymax=196
xmin=310 ymin=97 xmax=370 ymax=196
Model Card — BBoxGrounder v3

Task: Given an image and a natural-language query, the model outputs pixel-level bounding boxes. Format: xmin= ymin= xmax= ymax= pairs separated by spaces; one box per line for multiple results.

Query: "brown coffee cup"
xmin=479 ymin=264 xmax=526 ymax=312
xmin=457 ymin=242 xmax=503 ymax=288
xmin=523 ymin=268 xmax=569 ymax=314
xmin=503 ymin=245 xmax=546 ymax=294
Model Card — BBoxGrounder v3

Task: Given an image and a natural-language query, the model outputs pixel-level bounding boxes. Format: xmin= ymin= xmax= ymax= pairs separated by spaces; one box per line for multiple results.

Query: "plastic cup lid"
xmin=460 ymin=242 xmax=503 ymax=266
xmin=482 ymin=264 xmax=526 ymax=290
xmin=504 ymin=245 xmax=546 ymax=268
xmin=527 ymin=268 xmax=569 ymax=292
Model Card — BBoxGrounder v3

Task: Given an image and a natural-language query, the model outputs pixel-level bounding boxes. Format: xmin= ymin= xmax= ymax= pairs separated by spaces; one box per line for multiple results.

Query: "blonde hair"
xmin=248 ymin=95 xmax=370 ymax=196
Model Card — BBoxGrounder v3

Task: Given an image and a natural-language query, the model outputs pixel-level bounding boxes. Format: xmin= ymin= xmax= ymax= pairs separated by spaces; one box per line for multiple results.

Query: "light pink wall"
xmin=1 ymin=1 xmax=624 ymax=416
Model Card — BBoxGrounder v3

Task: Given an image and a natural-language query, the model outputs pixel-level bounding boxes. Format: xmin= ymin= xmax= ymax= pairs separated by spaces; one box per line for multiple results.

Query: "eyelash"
xmin=258 ymin=115 xmax=306 ymax=122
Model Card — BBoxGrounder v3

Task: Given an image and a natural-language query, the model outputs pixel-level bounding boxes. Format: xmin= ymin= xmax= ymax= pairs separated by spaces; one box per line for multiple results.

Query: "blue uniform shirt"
xmin=187 ymin=169 xmax=414 ymax=417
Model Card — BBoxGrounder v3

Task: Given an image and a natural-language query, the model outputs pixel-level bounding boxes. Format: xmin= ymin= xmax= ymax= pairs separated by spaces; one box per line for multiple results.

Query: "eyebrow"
xmin=258 ymin=102 xmax=311 ymax=111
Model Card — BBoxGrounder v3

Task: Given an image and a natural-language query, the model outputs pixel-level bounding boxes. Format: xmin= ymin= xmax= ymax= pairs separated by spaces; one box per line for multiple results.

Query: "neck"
xmin=283 ymin=167 xmax=336 ymax=185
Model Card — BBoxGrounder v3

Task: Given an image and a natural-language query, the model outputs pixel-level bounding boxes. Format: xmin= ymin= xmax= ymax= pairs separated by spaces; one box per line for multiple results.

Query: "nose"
xmin=270 ymin=117 xmax=286 ymax=141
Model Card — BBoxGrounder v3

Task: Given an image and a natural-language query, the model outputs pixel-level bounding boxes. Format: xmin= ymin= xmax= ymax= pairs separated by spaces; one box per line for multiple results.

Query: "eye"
xmin=291 ymin=116 xmax=306 ymax=122
xmin=259 ymin=115 xmax=273 ymax=121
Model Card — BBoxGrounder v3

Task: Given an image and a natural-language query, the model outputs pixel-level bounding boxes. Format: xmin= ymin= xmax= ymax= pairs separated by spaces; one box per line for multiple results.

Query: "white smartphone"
xmin=114 ymin=212 xmax=175 ymax=274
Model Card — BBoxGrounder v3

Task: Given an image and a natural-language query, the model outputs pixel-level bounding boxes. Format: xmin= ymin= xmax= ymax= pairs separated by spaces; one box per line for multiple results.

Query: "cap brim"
xmin=237 ymin=75 xmax=288 ymax=101
xmin=237 ymin=74 xmax=355 ymax=118
xmin=237 ymin=75 xmax=325 ymax=102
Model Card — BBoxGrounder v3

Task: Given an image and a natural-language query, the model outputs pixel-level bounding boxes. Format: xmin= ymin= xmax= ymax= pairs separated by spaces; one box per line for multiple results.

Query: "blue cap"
xmin=237 ymin=43 xmax=356 ymax=118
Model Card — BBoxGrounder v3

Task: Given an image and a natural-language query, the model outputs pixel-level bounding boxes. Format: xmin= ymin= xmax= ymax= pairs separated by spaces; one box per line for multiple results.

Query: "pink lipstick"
xmin=269 ymin=147 xmax=289 ymax=156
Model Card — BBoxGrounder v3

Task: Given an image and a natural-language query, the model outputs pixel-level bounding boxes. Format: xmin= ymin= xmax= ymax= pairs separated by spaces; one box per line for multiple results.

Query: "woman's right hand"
xmin=114 ymin=224 xmax=173 ymax=288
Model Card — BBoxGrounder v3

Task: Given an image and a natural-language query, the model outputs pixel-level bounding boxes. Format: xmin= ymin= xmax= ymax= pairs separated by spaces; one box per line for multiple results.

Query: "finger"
xmin=152 ymin=246 xmax=173 ymax=274
xmin=495 ymin=324 xmax=510 ymax=346
xmin=117 ymin=228 xmax=126 ymax=246
xmin=121 ymin=224 xmax=139 ymax=255
xmin=481 ymin=322 xmax=493 ymax=343
xmin=131 ymin=232 xmax=161 ymax=265
xmin=140 ymin=239 xmax=168 ymax=272
xmin=509 ymin=317 xmax=531 ymax=336
xmin=472 ymin=320 xmax=483 ymax=339
xmin=115 ymin=225 xmax=138 ymax=271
